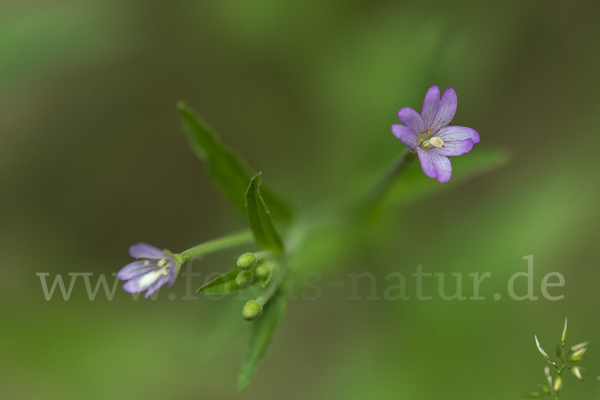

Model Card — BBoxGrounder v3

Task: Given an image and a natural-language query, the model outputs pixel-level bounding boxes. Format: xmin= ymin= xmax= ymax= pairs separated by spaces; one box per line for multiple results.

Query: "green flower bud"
xmin=235 ymin=270 xmax=254 ymax=288
xmin=571 ymin=366 xmax=584 ymax=381
xmin=561 ymin=317 xmax=568 ymax=345
xmin=242 ymin=300 xmax=263 ymax=321
xmin=570 ymin=347 xmax=587 ymax=362
xmin=237 ymin=252 xmax=257 ymax=270
xmin=255 ymin=264 xmax=271 ymax=279
xmin=553 ymin=376 xmax=562 ymax=392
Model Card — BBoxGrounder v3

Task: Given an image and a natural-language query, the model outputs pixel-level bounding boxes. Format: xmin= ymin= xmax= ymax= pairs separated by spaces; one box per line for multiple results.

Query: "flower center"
xmin=138 ymin=270 xmax=163 ymax=287
xmin=417 ymin=133 xmax=445 ymax=150
xmin=157 ymin=257 xmax=171 ymax=276
xmin=430 ymin=137 xmax=445 ymax=148
xmin=157 ymin=258 xmax=168 ymax=267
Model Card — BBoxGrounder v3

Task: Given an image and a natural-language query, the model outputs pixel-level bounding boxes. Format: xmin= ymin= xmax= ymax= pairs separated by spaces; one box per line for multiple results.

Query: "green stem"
xmin=177 ymin=230 xmax=254 ymax=263
xmin=364 ymin=149 xmax=416 ymax=216
xmin=254 ymin=250 xmax=276 ymax=261
xmin=256 ymin=265 xmax=286 ymax=306
xmin=554 ymin=356 xmax=569 ymax=400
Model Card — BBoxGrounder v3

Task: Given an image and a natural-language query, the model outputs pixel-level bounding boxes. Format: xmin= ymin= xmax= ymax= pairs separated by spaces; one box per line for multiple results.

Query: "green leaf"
xmin=237 ymin=291 xmax=288 ymax=392
xmin=245 ymin=173 xmax=284 ymax=253
xmin=178 ymin=102 xmax=292 ymax=220
xmin=196 ymin=268 xmax=241 ymax=295
xmin=377 ymin=147 xmax=509 ymax=212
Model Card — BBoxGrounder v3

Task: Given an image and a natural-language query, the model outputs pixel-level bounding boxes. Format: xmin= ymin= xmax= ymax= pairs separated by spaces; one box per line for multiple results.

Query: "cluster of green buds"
xmin=235 ymin=252 xmax=258 ymax=287
xmin=235 ymin=252 xmax=277 ymax=321
xmin=525 ymin=318 xmax=589 ymax=399
xmin=175 ymin=228 xmax=285 ymax=325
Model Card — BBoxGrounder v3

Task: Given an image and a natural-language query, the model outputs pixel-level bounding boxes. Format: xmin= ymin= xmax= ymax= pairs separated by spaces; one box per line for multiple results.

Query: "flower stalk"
xmin=365 ymin=148 xmax=416 ymax=214
xmin=177 ymin=230 xmax=254 ymax=263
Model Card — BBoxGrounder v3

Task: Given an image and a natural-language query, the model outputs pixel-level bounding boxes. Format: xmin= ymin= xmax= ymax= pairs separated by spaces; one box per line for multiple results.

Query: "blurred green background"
xmin=2 ymin=0 xmax=600 ymax=398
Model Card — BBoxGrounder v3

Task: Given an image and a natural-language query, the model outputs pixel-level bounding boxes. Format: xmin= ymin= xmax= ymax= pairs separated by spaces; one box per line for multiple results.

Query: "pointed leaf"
xmin=245 ymin=173 xmax=284 ymax=252
xmin=196 ymin=268 xmax=241 ymax=295
xmin=375 ymin=147 xmax=509 ymax=213
xmin=237 ymin=291 xmax=288 ymax=391
xmin=178 ymin=102 xmax=292 ymax=220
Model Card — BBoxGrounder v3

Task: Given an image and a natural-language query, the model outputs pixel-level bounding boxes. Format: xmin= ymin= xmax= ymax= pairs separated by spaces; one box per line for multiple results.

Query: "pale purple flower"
xmin=118 ymin=243 xmax=178 ymax=298
xmin=392 ymin=85 xmax=480 ymax=183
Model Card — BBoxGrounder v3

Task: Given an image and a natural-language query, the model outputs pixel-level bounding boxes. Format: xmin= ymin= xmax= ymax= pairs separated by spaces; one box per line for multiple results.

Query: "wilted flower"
xmin=118 ymin=243 xmax=179 ymax=298
xmin=392 ymin=85 xmax=480 ymax=182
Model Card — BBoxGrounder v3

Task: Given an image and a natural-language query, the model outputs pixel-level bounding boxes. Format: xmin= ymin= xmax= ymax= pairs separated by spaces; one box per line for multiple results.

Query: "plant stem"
xmin=254 ymin=250 xmax=276 ymax=261
xmin=177 ymin=230 xmax=254 ymax=263
xmin=364 ymin=149 xmax=416 ymax=216
xmin=256 ymin=269 xmax=285 ymax=306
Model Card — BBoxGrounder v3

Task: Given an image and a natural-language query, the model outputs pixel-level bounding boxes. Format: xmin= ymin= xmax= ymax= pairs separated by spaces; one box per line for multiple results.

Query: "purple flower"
xmin=392 ymin=85 xmax=480 ymax=183
xmin=118 ymin=243 xmax=178 ymax=298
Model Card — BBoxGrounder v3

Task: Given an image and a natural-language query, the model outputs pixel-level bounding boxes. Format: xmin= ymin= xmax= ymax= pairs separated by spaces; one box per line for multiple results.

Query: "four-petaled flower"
xmin=118 ymin=243 xmax=178 ymax=298
xmin=392 ymin=85 xmax=480 ymax=182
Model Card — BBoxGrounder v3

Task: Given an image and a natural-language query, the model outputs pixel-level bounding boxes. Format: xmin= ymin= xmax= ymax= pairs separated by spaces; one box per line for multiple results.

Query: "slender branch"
xmin=177 ymin=230 xmax=254 ymax=263
xmin=256 ymin=267 xmax=286 ymax=306
xmin=364 ymin=149 xmax=416 ymax=216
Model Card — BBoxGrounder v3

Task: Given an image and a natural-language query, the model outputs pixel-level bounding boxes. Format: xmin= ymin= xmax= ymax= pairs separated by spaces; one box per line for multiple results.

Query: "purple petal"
xmin=417 ymin=149 xmax=452 ymax=183
xmin=397 ymin=107 xmax=425 ymax=135
xmin=436 ymin=126 xmax=480 ymax=144
xmin=420 ymin=85 xmax=440 ymax=128
xmin=145 ymin=275 xmax=170 ymax=298
xmin=392 ymin=124 xmax=418 ymax=150
xmin=122 ymin=279 xmax=144 ymax=293
xmin=431 ymin=139 xmax=474 ymax=157
xmin=123 ymin=271 xmax=161 ymax=293
xmin=129 ymin=243 xmax=165 ymax=259
xmin=417 ymin=149 xmax=436 ymax=179
xmin=118 ymin=260 xmax=158 ymax=280
xmin=430 ymin=87 xmax=457 ymax=134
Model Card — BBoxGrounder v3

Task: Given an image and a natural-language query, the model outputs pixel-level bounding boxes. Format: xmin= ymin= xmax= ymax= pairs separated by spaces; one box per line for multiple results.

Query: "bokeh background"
xmin=2 ymin=0 xmax=600 ymax=399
